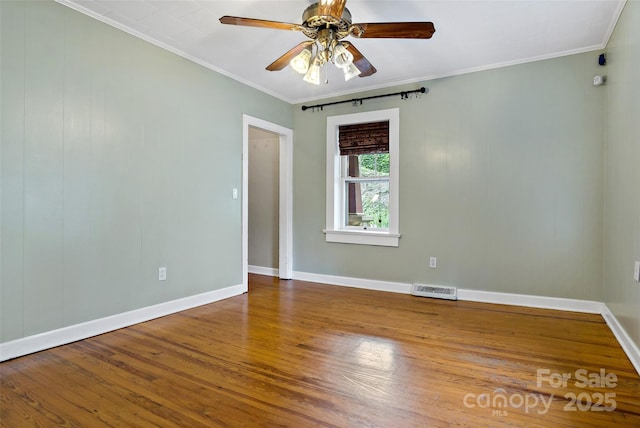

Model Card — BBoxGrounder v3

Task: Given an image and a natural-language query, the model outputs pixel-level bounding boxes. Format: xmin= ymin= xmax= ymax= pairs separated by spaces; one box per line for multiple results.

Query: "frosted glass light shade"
xmin=343 ymin=62 xmax=361 ymax=81
xmin=332 ymin=43 xmax=353 ymax=68
xmin=290 ymin=47 xmax=312 ymax=74
xmin=303 ymin=58 xmax=322 ymax=85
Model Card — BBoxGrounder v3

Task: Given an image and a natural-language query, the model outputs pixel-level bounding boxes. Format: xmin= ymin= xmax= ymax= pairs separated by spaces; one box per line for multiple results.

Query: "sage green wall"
xmin=293 ymin=52 xmax=605 ymax=300
xmin=248 ymin=127 xmax=279 ymax=269
xmin=0 ymin=0 xmax=292 ymax=342
xmin=604 ymin=1 xmax=640 ymax=349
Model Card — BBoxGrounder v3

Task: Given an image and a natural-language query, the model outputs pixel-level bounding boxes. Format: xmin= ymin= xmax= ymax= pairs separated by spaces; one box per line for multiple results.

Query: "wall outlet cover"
xmin=593 ymin=75 xmax=607 ymax=86
xmin=634 ymin=261 xmax=640 ymax=282
xmin=159 ymin=267 xmax=167 ymax=281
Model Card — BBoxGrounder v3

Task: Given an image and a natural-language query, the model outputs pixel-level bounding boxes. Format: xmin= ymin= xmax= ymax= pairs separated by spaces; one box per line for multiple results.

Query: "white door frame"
xmin=242 ymin=114 xmax=293 ymax=286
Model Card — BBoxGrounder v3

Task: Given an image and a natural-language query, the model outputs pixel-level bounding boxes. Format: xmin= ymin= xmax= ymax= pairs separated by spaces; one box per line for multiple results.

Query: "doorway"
xmin=248 ymin=127 xmax=279 ymax=275
xmin=242 ymin=115 xmax=293 ymax=287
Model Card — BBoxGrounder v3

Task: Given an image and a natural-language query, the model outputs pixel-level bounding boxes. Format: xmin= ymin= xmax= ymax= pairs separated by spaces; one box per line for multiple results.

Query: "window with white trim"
xmin=325 ymin=108 xmax=400 ymax=247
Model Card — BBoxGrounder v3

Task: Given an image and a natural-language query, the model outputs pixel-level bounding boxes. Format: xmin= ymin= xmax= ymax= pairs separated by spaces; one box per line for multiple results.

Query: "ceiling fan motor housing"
xmin=301 ymin=3 xmax=353 ymax=40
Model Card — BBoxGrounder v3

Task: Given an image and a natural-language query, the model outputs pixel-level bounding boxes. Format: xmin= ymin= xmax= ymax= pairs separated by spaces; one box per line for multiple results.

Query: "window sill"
xmin=323 ymin=229 xmax=400 ymax=247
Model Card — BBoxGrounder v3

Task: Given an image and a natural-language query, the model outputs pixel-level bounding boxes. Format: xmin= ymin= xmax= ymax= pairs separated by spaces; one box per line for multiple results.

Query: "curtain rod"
xmin=301 ymin=87 xmax=428 ymax=112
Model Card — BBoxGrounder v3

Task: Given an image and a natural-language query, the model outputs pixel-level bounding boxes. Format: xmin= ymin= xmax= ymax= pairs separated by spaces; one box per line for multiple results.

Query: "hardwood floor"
xmin=1 ymin=274 xmax=639 ymax=427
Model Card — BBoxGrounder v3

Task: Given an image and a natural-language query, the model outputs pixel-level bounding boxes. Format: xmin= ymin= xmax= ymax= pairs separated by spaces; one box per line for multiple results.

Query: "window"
xmin=341 ymin=124 xmax=390 ymax=229
xmin=325 ymin=108 xmax=400 ymax=247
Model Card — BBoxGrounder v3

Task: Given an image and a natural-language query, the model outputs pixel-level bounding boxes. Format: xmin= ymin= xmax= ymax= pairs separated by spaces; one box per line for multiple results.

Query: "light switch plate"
xmin=634 ymin=261 xmax=640 ymax=282
xmin=232 ymin=188 xmax=238 ymax=199
xmin=159 ymin=267 xmax=167 ymax=281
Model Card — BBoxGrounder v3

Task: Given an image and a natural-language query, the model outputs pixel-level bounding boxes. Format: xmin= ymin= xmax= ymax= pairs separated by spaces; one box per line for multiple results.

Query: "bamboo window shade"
xmin=338 ymin=121 xmax=389 ymax=156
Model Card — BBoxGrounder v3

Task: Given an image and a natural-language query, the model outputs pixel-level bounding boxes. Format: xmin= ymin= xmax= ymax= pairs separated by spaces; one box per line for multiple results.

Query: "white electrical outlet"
xmin=232 ymin=188 xmax=238 ymax=199
xmin=634 ymin=261 xmax=640 ymax=282
xmin=429 ymin=257 xmax=437 ymax=269
xmin=159 ymin=267 xmax=167 ymax=281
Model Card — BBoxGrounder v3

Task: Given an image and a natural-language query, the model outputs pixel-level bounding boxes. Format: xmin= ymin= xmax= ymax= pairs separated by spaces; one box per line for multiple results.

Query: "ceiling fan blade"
xmin=317 ymin=0 xmax=348 ymax=18
xmin=266 ymin=41 xmax=314 ymax=71
xmin=343 ymin=42 xmax=377 ymax=77
xmin=219 ymin=16 xmax=301 ymax=31
xmin=351 ymin=22 xmax=435 ymax=39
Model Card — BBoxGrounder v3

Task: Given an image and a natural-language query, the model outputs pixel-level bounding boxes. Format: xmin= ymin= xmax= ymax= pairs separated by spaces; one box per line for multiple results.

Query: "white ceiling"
xmin=58 ymin=0 xmax=626 ymax=104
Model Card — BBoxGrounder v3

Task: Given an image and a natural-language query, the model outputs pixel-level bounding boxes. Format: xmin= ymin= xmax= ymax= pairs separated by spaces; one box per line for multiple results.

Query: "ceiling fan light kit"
xmin=291 ymin=28 xmax=361 ymax=84
xmin=219 ymin=0 xmax=435 ymax=85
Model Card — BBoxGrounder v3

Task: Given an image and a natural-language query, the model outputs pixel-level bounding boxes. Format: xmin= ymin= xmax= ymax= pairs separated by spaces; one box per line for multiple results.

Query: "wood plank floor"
xmin=1 ymin=274 xmax=639 ymax=427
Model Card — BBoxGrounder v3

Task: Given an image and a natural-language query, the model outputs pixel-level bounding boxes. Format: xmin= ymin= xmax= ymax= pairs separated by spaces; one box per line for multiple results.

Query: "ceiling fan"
xmin=219 ymin=0 xmax=435 ymax=85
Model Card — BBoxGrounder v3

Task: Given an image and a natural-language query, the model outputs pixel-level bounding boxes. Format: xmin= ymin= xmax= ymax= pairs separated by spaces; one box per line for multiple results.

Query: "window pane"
xmin=345 ymin=153 xmax=390 ymax=178
xmin=360 ymin=153 xmax=389 ymax=177
xmin=345 ymin=179 xmax=390 ymax=229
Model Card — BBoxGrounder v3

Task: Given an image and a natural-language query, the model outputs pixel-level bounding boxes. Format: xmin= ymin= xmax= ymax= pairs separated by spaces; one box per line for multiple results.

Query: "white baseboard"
xmin=0 ymin=284 xmax=246 ymax=362
xmin=248 ymin=265 xmax=279 ymax=277
xmin=457 ymin=289 xmax=605 ymax=314
xmin=292 ymin=271 xmax=603 ymax=312
xmin=601 ymin=305 xmax=640 ymax=375
xmin=293 ymin=271 xmax=412 ymax=294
